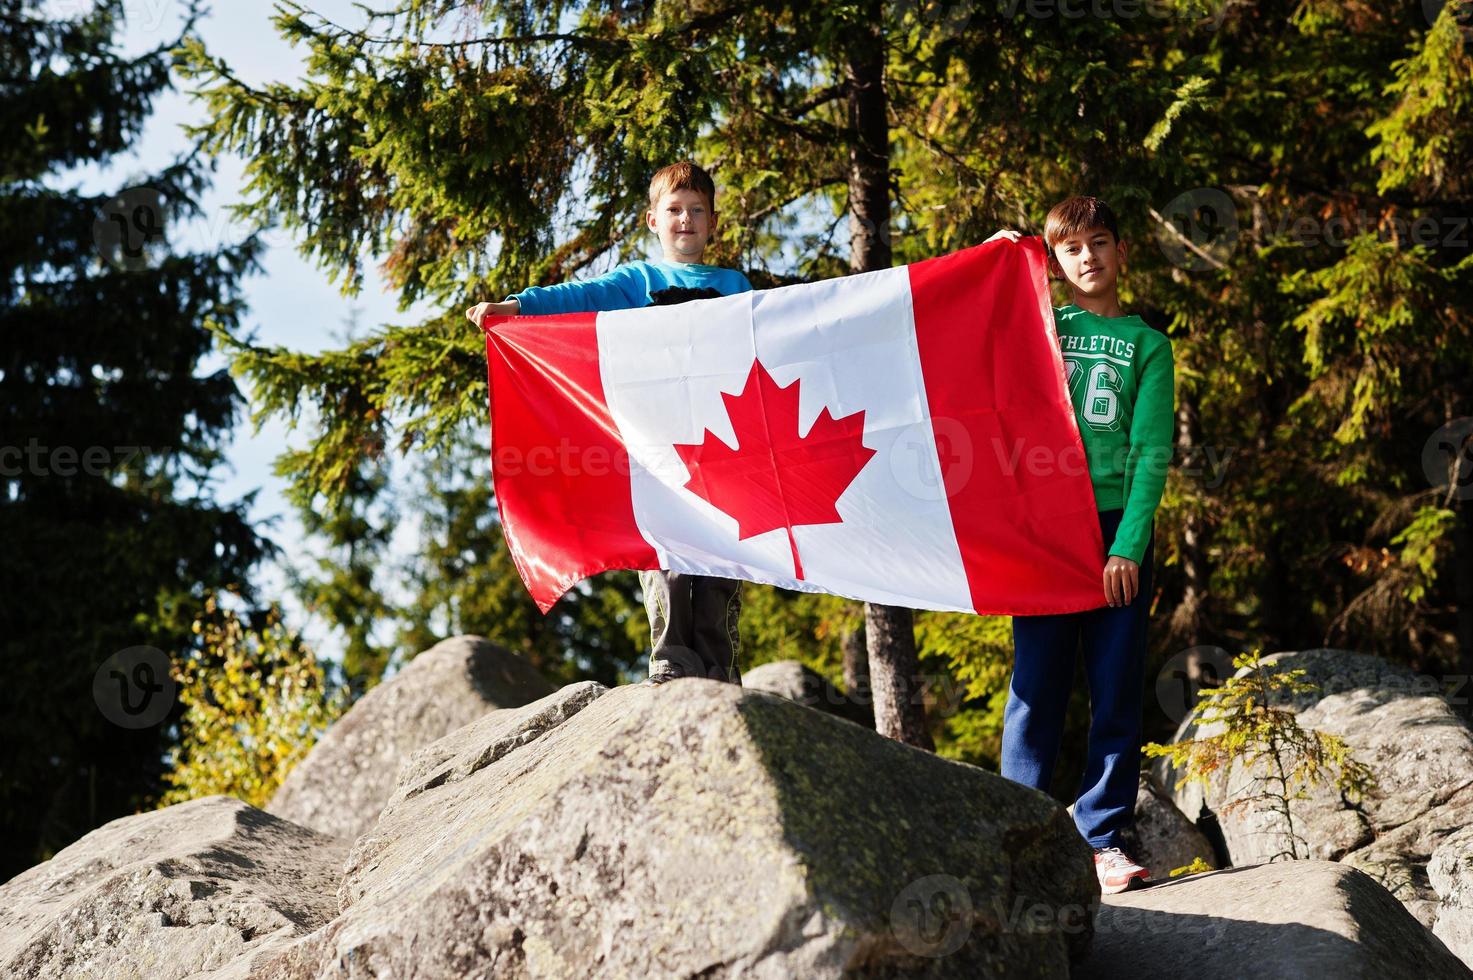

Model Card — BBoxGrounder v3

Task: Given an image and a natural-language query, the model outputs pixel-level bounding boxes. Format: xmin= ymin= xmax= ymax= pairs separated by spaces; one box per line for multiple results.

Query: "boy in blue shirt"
xmin=467 ymin=161 xmax=752 ymax=686
xmin=990 ymin=197 xmax=1175 ymax=895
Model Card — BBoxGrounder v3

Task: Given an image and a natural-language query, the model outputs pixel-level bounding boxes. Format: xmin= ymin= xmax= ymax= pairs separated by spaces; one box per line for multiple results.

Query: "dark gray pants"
xmin=638 ymin=570 xmax=743 ymax=684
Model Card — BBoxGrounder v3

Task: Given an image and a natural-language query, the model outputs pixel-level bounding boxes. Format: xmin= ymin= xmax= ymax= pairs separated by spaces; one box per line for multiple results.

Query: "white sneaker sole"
xmin=1099 ymin=870 xmax=1150 ymax=895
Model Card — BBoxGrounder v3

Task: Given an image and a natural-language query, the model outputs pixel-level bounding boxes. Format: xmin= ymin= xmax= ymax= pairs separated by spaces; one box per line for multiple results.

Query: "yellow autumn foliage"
xmin=158 ymin=594 xmax=347 ymax=809
xmin=1143 ymin=649 xmax=1377 ymax=863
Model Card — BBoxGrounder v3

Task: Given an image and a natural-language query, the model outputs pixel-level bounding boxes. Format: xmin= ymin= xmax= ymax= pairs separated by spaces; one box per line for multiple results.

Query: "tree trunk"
xmin=845 ymin=4 xmax=932 ymax=750
xmin=845 ymin=17 xmax=891 ymax=273
xmin=842 ymin=623 xmax=869 ymax=699
xmin=1455 ymin=433 xmax=1473 ymax=723
xmin=865 ymin=603 xmax=934 ymax=748
xmin=1166 ymin=391 xmax=1208 ymax=650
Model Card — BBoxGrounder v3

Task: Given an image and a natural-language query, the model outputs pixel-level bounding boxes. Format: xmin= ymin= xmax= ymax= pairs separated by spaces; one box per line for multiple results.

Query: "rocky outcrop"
xmin=266 ymin=634 xmax=554 ymax=841
xmin=1068 ymin=770 xmax=1217 ymax=878
xmin=1340 ymin=780 xmax=1473 ymax=929
xmin=0 ymin=796 xmax=346 ymax=980
xmin=741 ymin=659 xmax=875 ymax=727
xmin=389 ymin=679 xmax=609 ymax=806
xmin=254 ymin=678 xmax=1100 ymax=978
xmin=1431 ymin=824 xmax=1473 ymax=968
xmin=1151 ymin=648 xmax=1473 ymax=950
xmin=9 ymin=665 xmax=1470 ymax=979
xmin=1074 ymin=860 xmax=1472 ymax=978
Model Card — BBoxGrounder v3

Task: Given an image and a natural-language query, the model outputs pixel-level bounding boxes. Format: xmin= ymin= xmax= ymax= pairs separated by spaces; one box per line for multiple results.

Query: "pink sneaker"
xmin=1093 ymin=846 xmax=1150 ymax=894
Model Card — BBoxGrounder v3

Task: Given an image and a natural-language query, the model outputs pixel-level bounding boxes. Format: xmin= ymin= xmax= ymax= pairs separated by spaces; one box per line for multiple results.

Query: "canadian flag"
xmin=483 ymin=237 xmax=1106 ymax=615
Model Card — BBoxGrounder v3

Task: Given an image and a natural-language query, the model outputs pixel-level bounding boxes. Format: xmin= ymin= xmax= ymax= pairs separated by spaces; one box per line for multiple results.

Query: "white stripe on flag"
xmin=596 ymin=266 xmax=974 ymax=611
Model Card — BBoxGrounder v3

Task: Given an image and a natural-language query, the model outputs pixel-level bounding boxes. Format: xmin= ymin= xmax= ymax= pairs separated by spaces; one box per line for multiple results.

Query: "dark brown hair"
xmin=1043 ymin=196 xmax=1121 ymax=257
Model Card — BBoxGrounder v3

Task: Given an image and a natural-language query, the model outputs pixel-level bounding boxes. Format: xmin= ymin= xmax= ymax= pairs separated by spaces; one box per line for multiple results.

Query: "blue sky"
xmin=52 ymin=1 xmax=821 ymax=665
xmin=52 ymin=1 xmax=449 ymax=661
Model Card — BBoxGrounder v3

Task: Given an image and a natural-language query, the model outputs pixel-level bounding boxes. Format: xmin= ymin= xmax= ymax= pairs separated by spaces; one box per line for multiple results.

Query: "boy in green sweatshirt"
xmin=989 ymin=197 xmax=1175 ymax=895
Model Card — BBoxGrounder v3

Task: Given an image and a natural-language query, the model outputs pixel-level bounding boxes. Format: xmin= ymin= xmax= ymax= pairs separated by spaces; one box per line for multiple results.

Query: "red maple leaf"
xmin=674 ymin=358 xmax=876 ymax=580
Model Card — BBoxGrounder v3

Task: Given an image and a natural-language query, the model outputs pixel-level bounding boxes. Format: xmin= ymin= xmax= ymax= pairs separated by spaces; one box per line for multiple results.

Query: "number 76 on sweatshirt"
xmin=481 ymin=237 xmax=1108 ymax=616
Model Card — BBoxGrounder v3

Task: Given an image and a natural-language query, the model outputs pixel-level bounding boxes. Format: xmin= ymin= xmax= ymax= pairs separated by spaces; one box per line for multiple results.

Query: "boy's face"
xmin=1050 ymin=225 xmax=1126 ymax=298
xmin=646 ymin=188 xmax=716 ymax=263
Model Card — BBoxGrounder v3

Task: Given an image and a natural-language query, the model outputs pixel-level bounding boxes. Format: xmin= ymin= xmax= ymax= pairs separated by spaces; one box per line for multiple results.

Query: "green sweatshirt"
xmin=1053 ymin=304 xmax=1176 ymax=565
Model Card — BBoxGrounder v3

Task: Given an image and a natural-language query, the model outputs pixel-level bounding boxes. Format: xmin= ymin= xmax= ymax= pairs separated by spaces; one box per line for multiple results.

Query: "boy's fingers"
xmin=1105 ymin=560 xmax=1139 ymax=606
xmin=1102 ymin=558 xmax=1142 ymax=607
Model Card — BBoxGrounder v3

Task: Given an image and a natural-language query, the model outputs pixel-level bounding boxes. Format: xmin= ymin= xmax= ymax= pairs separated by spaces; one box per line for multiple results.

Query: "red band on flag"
xmin=484 ymin=314 xmax=657 ymax=612
xmin=909 ymin=237 xmax=1106 ymax=614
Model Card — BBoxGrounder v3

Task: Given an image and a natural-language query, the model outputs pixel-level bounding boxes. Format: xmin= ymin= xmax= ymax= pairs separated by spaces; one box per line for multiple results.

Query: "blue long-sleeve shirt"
xmin=508 ymin=259 xmax=752 ymax=315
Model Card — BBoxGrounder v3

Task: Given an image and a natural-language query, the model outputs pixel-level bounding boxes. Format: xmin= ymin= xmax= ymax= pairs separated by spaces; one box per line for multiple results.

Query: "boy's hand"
xmin=986 ymin=229 xmax=1023 ymax=244
xmin=466 ymin=299 xmax=519 ymax=327
xmin=1103 ymin=555 xmax=1140 ymax=607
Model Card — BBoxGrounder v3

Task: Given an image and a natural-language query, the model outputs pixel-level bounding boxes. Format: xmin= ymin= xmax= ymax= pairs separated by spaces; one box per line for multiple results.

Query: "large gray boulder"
xmin=1152 ymin=648 xmax=1473 ymax=933
xmin=389 ymin=679 xmax=609 ymax=807
xmin=1339 ymin=780 xmax=1473 ymax=930
xmin=1074 ymin=859 xmax=1472 ymax=978
xmin=252 ymin=678 xmax=1100 ymax=978
xmin=267 ymin=635 xmax=554 ymax=841
xmin=1430 ymin=823 xmax=1473 ymax=968
xmin=1068 ymin=770 xmax=1217 ymax=879
xmin=0 ymin=796 xmax=346 ymax=980
xmin=742 ymin=659 xmax=875 ymax=727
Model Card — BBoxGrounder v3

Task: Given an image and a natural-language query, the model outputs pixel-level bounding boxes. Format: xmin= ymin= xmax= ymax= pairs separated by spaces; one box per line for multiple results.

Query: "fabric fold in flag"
xmin=483 ymin=237 xmax=1107 ymax=615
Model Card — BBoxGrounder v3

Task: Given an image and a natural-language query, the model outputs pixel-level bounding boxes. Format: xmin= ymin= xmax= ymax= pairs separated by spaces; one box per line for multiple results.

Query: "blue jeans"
xmin=1001 ymin=508 xmax=1153 ymax=850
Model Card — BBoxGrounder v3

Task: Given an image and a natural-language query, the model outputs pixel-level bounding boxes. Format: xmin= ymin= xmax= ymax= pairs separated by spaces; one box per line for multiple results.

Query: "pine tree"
xmin=0 ymin=0 xmax=270 ymax=878
xmin=173 ymin=0 xmax=1472 ymax=763
xmin=1144 ymin=649 xmax=1377 ymax=861
xmin=174 ymin=0 xmax=1038 ymax=743
xmin=284 ymin=456 xmax=398 ymax=697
